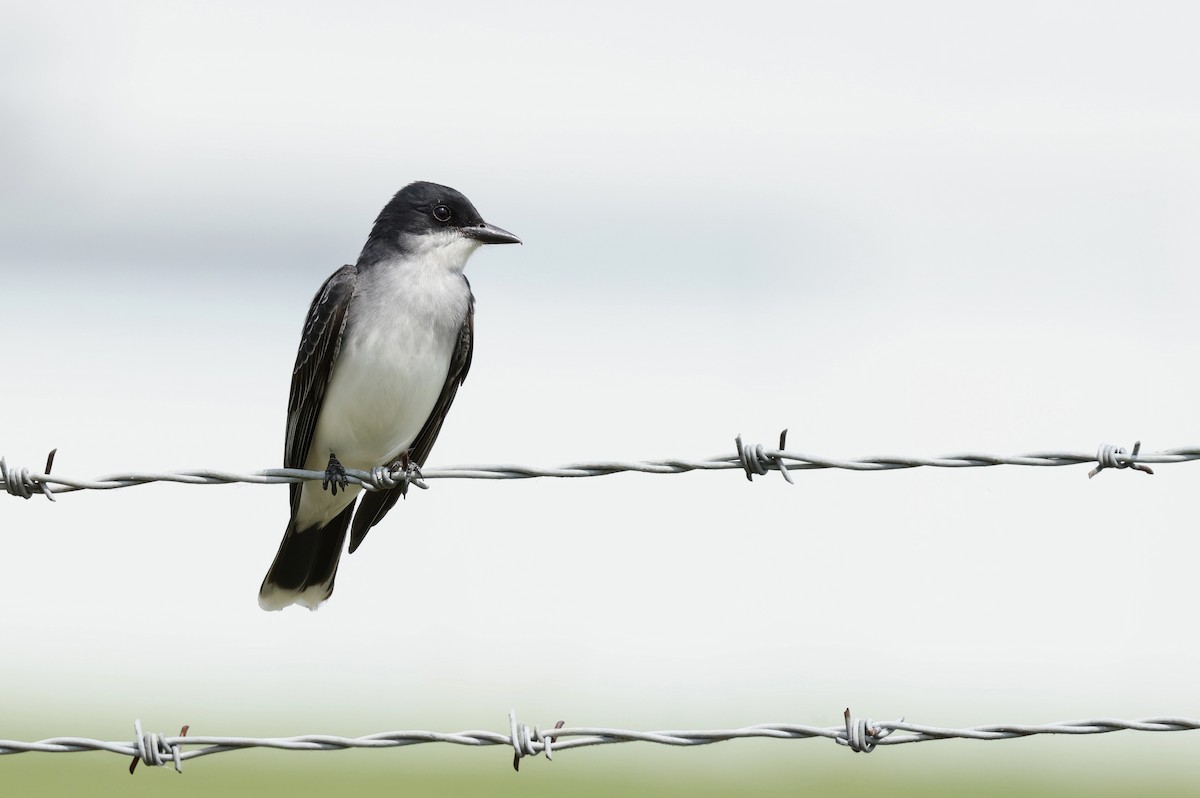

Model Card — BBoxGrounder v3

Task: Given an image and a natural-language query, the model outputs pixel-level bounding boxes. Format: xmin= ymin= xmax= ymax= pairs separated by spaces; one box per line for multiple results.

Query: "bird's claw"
xmin=322 ymin=454 xmax=349 ymax=495
xmin=395 ymin=451 xmax=427 ymax=498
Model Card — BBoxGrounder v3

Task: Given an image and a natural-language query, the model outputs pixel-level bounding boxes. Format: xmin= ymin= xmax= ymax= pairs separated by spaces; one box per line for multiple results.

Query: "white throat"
xmin=400 ymin=229 xmax=482 ymax=275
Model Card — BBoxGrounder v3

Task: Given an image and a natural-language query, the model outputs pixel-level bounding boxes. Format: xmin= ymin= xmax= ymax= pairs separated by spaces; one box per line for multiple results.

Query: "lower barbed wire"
xmin=3 ymin=714 xmax=1199 ymax=773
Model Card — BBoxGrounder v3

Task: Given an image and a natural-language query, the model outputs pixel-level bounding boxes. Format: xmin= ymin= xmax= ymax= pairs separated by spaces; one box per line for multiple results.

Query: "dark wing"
xmin=285 ymin=264 xmax=357 ymax=508
xmin=348 ymin=288 xmax=474 ymax=552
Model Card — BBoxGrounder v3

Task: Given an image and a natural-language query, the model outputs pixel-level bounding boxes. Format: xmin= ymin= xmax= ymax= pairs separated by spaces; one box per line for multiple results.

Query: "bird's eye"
xmin=432 ymin=205 xmax=452 ymax=222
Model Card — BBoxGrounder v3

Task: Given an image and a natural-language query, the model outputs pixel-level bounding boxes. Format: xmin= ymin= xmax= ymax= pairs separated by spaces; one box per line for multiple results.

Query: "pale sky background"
xmin=1 ymin=0 xmax=1199 ymax=782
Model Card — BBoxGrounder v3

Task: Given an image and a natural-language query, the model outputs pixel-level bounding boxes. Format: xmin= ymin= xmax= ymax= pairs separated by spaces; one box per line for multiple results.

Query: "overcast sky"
xmin=2 ymin=0 xmax=1198 ymax=769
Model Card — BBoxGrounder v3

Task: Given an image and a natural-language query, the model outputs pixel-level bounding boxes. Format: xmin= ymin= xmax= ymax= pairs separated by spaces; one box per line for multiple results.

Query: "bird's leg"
xmin=322 ymin=452 xmax=349 ymax=495
xmin=392 ymin=450 xmax=426 ymax=498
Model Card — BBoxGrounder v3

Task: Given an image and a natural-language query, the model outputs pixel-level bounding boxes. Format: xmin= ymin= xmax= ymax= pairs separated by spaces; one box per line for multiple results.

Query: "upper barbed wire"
xmin=1 ymin=436 xmax=1186 ymax=501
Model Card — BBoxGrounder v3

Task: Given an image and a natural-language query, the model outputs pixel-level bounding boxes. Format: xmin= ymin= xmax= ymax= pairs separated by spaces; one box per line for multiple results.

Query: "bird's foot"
xmin=393 ymin=450 xmax=427 ymax=498
xmin=322 ymin=453 xmax=349 ymax=495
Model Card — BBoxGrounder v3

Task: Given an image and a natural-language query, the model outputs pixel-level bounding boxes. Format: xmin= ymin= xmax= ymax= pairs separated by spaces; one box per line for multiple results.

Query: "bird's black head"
xmin=363 ymin=181 xmax=521 ymax=259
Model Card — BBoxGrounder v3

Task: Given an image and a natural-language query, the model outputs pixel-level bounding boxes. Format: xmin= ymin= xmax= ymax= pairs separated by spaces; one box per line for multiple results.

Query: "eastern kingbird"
xmin=259 ymin=182 xmax=520 ymax=611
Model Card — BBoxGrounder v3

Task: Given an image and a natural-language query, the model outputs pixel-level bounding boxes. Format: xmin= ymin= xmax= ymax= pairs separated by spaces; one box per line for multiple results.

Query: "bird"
xmin=258 ymin=181 xmax=521 ymax=611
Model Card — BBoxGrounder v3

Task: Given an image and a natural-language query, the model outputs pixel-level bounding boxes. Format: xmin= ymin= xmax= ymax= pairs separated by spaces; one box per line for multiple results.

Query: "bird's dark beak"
xmin=464 ymin=222 xmax=522 ymax=245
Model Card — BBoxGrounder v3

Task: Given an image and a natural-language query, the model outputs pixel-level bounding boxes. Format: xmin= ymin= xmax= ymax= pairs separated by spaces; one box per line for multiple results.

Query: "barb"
xmin=838 ymin=708 xmax=901 ymax=753
xmin=130 ymin=722 xmax=187 ymax=774
xmin=735 ymin=429 xmax=794 ymax=484
xmin=0 ymin=451 xmax=57 ymax=502
xmin=1089 ymin=440 xmax=1155 ymax=478
xmin=1 ymin=438 xmax=1190 ymax=500
xmin=1 ymin=713 xmax=1197 ymax=772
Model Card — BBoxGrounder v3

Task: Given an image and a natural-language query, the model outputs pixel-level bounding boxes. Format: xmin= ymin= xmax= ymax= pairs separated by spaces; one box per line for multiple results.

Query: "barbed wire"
xmin=3 ymin=442 xmax=1190 ymax=775
xmin=1 ymin=711 xmax=1197 ymax=774
xmin=0 ymin=435 xmax=1185 ymax=502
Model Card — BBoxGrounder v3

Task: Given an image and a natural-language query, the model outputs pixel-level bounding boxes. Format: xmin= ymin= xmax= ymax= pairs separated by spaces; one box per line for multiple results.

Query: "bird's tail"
xmin=258 ymin=503 xmax=355 ymax=611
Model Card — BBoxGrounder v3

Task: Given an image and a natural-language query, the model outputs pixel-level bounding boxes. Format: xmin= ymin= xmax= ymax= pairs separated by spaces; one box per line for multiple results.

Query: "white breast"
xmin=296 ymin=242 xmax=473 ymax=527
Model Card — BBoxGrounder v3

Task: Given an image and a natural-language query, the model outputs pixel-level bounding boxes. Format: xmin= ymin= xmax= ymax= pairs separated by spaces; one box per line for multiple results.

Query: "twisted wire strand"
xmin=2 ymin=714 xmax=1197 ymax=773
xmin=0 ymin=438 xmax=1186 ymax=500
